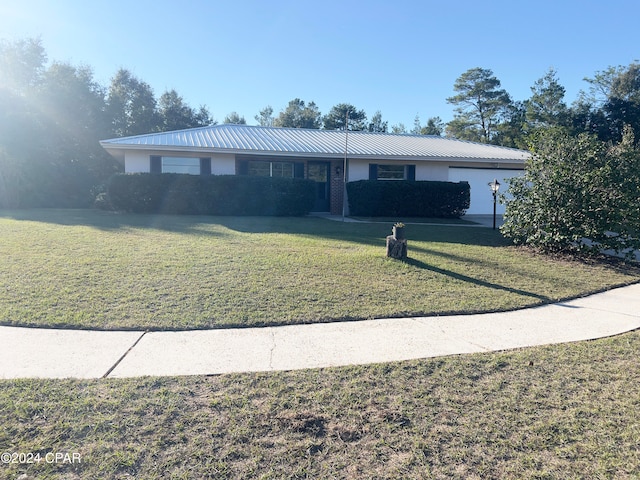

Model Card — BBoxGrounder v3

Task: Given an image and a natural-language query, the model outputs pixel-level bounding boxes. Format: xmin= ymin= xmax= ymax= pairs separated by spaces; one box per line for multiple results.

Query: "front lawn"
xmin=1 ymin=330 xmax=639 ymax=478
xmin=2 ymin=209 xmax=639 ymax=479
xmin=1 ymin=209 xmax=639 ymax=330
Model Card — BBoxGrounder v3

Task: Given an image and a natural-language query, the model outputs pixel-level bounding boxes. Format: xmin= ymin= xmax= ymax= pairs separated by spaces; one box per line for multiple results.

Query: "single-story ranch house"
xmin=100 ymin=124 xmax=530 ymax=215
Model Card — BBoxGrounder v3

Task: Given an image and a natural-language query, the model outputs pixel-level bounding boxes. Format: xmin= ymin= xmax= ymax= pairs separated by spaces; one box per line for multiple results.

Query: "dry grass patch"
xmin=1 ymin=330 xmax=639 ymax=478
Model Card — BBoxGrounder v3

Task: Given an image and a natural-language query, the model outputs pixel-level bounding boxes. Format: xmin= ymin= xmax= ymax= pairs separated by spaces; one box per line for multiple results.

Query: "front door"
xmin=307 ymin=161 xmax=330 ymax=212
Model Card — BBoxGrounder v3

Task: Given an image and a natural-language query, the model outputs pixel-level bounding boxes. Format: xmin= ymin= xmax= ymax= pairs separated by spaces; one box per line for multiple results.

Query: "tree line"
xmin=247 ymin=64 xmax=640 ymax=151
xmin=1 ymin=37 xmax=639 ymax=211
xmin=446 ymin=64 xmax=640 ymax=149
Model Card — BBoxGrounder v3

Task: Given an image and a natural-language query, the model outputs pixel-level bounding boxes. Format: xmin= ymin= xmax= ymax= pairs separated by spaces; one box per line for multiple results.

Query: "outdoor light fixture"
xmin=488 ymin=178 xmax=500 ymax=230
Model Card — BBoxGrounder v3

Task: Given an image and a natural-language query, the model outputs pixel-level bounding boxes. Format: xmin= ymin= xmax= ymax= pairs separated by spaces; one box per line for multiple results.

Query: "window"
xmin=160 ymin=157 xmax=201 ymax=175
xmin=271 ymin=162 xmax=294 ymax=178
xmin=150 ymin=156 xmax=210 ymax=175
xmin=369 ymin=164 xmax=416 ymax=181
xmin=377 ymin=165 xmax=406 ymax=180
xmin=247 ymin=161 xmax=271 ymax=177
xmin=247 ymin=161 xmax=294 ymax=178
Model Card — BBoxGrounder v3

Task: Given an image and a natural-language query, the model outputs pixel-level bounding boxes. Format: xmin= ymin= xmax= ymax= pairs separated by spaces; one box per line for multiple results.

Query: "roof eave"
xmin=100 ymin=138 xmax=530 ymax=164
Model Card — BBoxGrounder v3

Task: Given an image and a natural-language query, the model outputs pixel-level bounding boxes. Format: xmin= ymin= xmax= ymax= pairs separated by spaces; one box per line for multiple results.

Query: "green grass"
xmin=2 ymin=209 xmax=639 ymax=478
xmin=1 ymin=209 xmax=639 ymax=330
xmin=1 ymin=330 xmax=639 ymax=479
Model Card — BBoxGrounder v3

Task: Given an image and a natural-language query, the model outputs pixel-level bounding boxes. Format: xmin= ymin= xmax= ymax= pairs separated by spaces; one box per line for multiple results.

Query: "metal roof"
xmin=101 ymin=124 xmax=529 ymax=161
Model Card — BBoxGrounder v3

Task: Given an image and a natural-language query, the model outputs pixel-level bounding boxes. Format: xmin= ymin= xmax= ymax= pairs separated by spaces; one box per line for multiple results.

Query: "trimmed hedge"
xmin=107 ymin=174 xmax=316 ymax=216
xmin=347 ymin=180 xmax=470 ymax=217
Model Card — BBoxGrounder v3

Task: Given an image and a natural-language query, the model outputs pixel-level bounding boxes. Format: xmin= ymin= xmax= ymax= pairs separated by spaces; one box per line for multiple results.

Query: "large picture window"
xmin=150 ymin=156 xmax=210 ymax=175
xmin=161 ymin=157 xmax=201 ymax=175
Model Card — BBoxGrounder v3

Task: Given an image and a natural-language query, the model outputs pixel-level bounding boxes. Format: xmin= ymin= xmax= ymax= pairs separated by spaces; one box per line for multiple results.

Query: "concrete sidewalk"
xmin=1 ymin=283 xmax=639 ymax=379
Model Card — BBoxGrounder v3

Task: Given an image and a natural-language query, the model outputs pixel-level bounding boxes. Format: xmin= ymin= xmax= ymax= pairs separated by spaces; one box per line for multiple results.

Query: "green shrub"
xmin=502 ymin=128 xmax=640 ymax=258
xmin=346 ymin=180 xmax=470 ymax=217
xmin=107 ymin=174 xmax=316 ymax=216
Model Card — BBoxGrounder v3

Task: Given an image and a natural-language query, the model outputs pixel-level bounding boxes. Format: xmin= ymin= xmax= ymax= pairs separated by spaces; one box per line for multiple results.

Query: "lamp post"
xmin=488 ymin=178 xmax=500 ymax=230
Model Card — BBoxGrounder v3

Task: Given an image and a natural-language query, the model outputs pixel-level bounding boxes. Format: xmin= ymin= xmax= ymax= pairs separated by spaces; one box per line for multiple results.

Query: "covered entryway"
xmin=448 ymin=167 xmax=524 ymax=215
xmin=308 ymin=161 xmax=331 ymax=212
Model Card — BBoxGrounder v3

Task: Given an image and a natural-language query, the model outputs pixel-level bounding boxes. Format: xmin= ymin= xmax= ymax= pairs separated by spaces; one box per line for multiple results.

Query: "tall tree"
xmin=106 ymin=69 xmax=159 ymax=137
xmin=568 ymin=99 xmax=610 ymax=141
xmin=494 ymin=101 xmax=527 ymax=148
xmin=408 ymin=115 xmax=443 ymax=136
xmin=411 ymin=114 xmax=422 ymax=134
xmin=574 ymin=62 xmax=640 ymax=143
xmin=0 ymin=41 xmax=117 ymax=207
xmin=38 ymin=62 xmax=109 ymax=150
xmin=158 ymin=89 xmax=213 ymax=131
xmin=609 ymin=62 xmax=640 ymax=102
xmin=525 ymin=68 xmax=568 ymax=130
xmin=35 ymin=62 xmax=115 ymax=204
xmin=0 ymin=37 xmax=46 ymax=94
xmin=580 ymin=65 xmax=624 ymax=107
xmin=0 ymin=38 xmax=47 ymax=147
xmin=445 ymin=117 xmax=478 ymax=140
xmin=194 ymin=105 xmax=215 ymax=128
xmin=274 ymin=98 xmax=322 ymax=129
xmin=255 ymin=106 xmax=275 ymax=127
xmin=391 ymin=123 xmax=407 ymax=134
xmin=604 ymin=63 xmax=640 ymax=144
xmin=421 ymin=117 xmax=444 ymax=136
xmin=368 ymin=110 xmax=388 ymax=132
xmin=0 ymin=38 xmax=48 ymax=207
xmin=223 ymin=112 xmax=246 ymax=124
xmin=446 ymin=67 xmax=512 ymax=143
xmin=323 ymin=103 xmax=367 ymax=131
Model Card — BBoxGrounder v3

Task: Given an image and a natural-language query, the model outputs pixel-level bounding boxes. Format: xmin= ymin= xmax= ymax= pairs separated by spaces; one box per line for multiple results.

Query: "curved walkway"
xmin=1 ymin=283 xmax=639 ymax=379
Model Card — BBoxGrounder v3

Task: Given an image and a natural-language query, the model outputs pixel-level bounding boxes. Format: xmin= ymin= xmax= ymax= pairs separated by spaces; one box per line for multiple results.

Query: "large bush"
xmin=107 ymin=174 xmax=316 ymax=216
xmin=501 ymin=127 xmax=640 ymax=258
xmin=346 ymin=180 xmax=470 ymax=217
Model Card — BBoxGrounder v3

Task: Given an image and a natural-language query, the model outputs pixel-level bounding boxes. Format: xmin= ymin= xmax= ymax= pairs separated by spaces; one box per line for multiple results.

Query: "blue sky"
xmin=1 ymin=0 xmax=639 ymax=129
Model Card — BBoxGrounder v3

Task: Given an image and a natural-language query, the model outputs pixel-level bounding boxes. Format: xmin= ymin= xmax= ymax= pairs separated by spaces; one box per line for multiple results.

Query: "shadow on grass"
xmin=0 ymin=208 xmax=231 ymax=238
xmin=0 ymin=209 xmax=509 ymax=248
xmin=403 ymin=256 xmax=553 ymax=303
xmin=212 ymin=216 xmax=508 ymax=248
